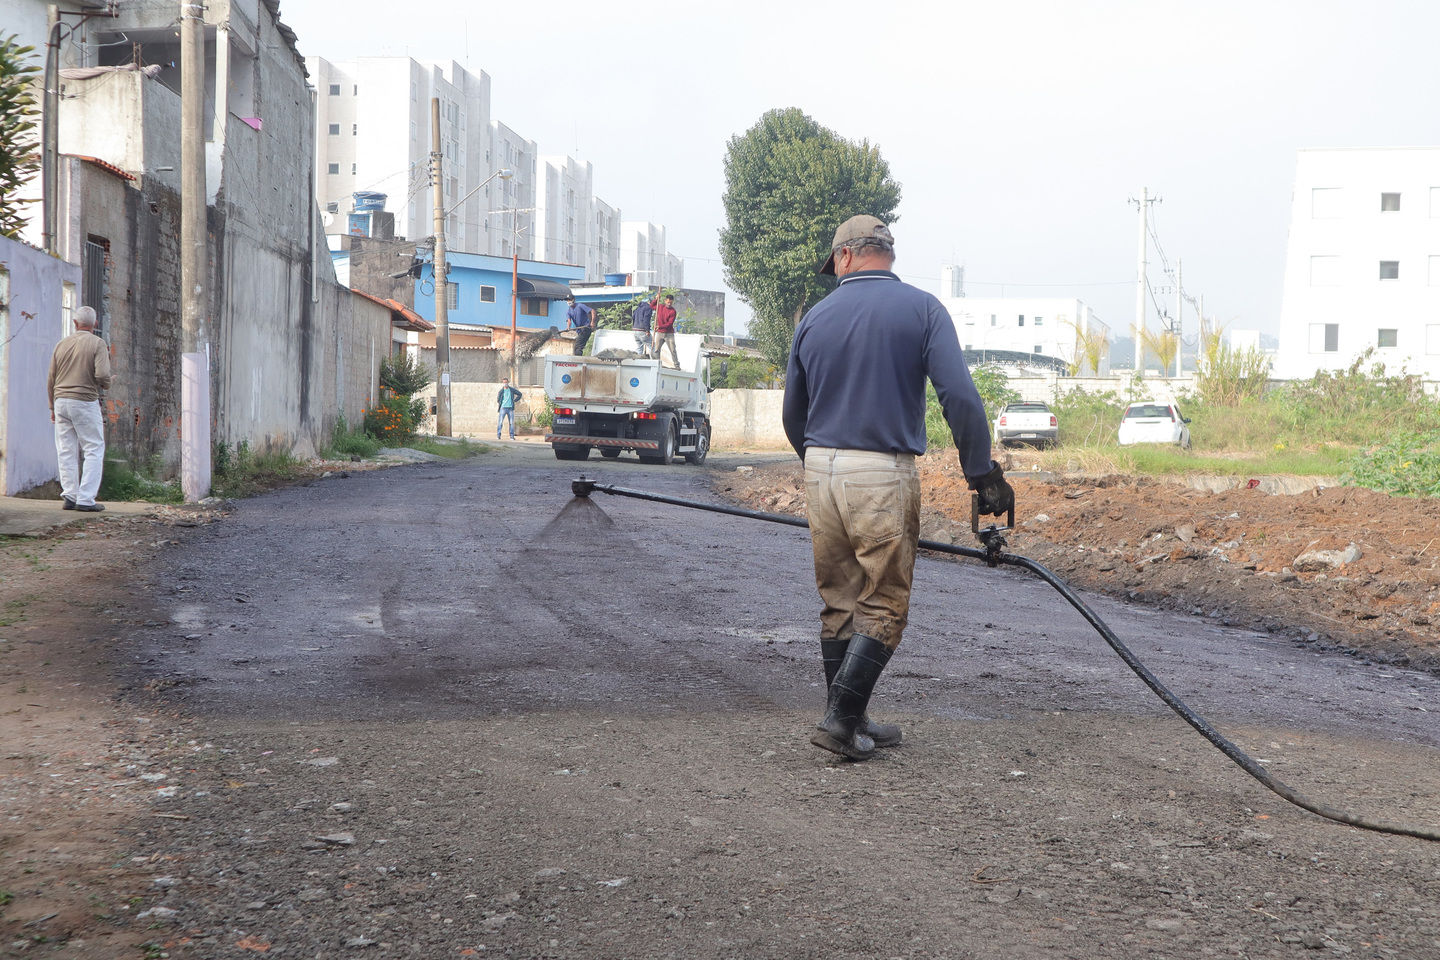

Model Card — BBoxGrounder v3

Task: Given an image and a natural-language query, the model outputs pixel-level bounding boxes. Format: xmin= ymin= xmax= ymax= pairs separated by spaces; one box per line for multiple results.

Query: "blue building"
xmin=413 ymin=252 xmax=585 ymax=330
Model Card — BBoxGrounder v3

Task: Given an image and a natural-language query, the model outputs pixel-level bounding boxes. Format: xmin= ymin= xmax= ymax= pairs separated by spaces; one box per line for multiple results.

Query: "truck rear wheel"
xmin=684 ymin=421 xmax=710 ymax=466
xmin=553 ymin=444 xmax=591 ymax=461
xmin=639 ymin=420 xmax=676 ymax=465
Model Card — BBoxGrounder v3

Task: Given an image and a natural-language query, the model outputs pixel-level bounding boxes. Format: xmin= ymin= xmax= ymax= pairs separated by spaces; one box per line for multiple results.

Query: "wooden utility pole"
xmin=510 ymin=248 xmax=519 ymax=382
xmin=431 ymin=97 xmax=452 ymax=436
xmin=179 ymin=0 xmax=210 ymax=500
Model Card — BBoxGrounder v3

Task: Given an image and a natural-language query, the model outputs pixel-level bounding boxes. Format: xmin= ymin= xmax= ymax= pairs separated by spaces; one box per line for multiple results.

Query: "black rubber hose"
xmin=575 ymin=477 xmax=1440 ymax=843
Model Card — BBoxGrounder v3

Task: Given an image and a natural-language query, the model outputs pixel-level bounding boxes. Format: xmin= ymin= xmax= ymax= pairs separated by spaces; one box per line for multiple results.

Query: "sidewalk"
xmin=0 ymin=497 xmax=159 ymax=537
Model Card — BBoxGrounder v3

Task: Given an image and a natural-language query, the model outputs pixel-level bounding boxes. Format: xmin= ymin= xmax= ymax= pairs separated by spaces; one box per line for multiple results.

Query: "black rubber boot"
xmin=811 ymin=635 xmax=892 ymax=761
xmin=822 ymin=639 xmax=902 ymax=748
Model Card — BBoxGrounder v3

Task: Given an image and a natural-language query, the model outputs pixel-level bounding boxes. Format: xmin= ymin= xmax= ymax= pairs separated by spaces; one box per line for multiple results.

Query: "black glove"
xmin=967 ymin=461 xmax=1014 ymax=517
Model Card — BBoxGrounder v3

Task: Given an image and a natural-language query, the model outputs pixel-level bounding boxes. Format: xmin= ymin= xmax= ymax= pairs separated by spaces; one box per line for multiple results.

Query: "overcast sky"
xmin=280 ymin=0 xmax=1440 ymax=340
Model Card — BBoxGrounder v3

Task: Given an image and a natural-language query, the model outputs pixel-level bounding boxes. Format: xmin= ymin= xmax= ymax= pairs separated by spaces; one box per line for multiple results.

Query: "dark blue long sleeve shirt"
xmin=782 ymin=270 xmax=993 ymax=478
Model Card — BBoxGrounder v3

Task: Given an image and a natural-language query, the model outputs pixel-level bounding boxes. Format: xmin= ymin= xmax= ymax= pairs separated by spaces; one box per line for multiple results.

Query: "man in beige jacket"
xmin=46 ymin=306 xmax=111 ymax=512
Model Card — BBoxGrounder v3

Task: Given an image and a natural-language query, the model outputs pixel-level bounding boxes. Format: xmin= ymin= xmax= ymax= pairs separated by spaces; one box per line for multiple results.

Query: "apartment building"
xmin=1275 ymin=147 xmax=1440 ymax=380
xmin=619 ymin=221 xmax=685 ymax=289
xmin=942 ymin=296 xmax=1110 ymax=375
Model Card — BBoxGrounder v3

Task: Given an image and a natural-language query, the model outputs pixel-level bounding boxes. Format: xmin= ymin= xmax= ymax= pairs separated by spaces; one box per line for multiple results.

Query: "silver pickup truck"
xmin=993 ymin=401 xmax=1058 ymax=448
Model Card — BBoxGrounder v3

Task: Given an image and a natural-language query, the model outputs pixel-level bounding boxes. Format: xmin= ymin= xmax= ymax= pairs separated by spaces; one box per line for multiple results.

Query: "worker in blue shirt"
xmin=631 ymin=297 xmax=655 ymax=357
xmin=783 ymin=214 xmax=1014 ymax=761
xmin=565 ymin=295 xmax=595 ymax=355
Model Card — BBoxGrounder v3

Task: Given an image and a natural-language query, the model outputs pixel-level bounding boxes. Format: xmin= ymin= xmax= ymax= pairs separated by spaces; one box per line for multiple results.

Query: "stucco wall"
xmin=0 ymin=236 xmax=80 ymax=495
xmin=709 ymin=389 xmax=788 ymax=450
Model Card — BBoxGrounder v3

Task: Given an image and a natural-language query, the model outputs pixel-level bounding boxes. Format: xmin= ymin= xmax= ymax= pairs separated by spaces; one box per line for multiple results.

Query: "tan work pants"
xmin=803 ymin=447 xmax=920 ymax=651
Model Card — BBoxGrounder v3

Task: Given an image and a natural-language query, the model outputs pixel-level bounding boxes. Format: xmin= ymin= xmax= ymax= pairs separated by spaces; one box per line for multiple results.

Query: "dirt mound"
xmin=718 ymin=459 xmax=1440 ymax=672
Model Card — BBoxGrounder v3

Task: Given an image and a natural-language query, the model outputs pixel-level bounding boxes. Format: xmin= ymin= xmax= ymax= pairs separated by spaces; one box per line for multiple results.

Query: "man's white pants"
xmin=54 ymin=398 xmax=105 ymax=506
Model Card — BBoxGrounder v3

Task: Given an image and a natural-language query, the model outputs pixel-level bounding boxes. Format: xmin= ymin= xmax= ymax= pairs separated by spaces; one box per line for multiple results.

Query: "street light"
xmin=429 ymin=110 xmax=513 ymax=436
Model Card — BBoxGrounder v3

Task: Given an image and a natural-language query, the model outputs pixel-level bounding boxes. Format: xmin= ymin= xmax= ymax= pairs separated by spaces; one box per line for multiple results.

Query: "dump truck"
xmin=543 ymin=329 xmax=713 ymax=465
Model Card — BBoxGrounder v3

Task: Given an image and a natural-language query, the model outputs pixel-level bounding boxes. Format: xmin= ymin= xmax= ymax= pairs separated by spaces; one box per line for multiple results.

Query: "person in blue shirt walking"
xmin=783 ymin=215 xmax=1014 ymax=761
xmin=565 ymin=296 xmax=595 ymax=355
xmin=496 ymin=377 xmax=522 ymax=440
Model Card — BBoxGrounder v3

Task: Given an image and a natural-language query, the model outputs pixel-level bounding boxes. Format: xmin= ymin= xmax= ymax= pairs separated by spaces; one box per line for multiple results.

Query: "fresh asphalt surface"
xmin=139 ymin=442 xmax=1440 ymax=749
xmin=116 ymin=442 xmax=1440 ymax=959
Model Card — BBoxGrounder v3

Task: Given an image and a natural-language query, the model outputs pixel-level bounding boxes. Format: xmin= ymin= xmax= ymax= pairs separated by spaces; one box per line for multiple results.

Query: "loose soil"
xmin=722 ymin=458 xmax=1440 ymax=673
xmin=3 ymin=445 xmax=1440 ymax=959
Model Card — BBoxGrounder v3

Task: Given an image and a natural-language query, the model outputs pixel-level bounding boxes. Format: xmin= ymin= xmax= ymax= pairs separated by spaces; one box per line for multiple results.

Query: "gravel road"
xmin=76 ymin=445 xmax=1440 ymax=957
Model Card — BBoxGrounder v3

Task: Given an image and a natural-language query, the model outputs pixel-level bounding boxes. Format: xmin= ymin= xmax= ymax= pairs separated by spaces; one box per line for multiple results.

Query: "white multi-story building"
xmin=1275 ymin=147 xmax=1440 ymax=380
xmin=532 ymin=155 xmax=620 ymax=279
xmin=590 ymin=198 xmax=620 ymax=281
xmin=486 ymin=120 xmax=537 ymax=260
xmin=941 ymin=296 xmax=1110 ymax=375
xmin=309 ymin=56 xmax=500 ymax=252
xmin=619 ymin=221 xmax=684 ymax=289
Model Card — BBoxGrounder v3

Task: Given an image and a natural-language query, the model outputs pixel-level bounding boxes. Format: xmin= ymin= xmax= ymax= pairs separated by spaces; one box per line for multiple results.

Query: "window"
xmin=411 ymin=80 xmax=417 ymax=101
xmin=410 ymin=121 xmax=417 ymax=141
xmin=1380 ymin=260 xmax=1400 ymax=280
xmin=480 ymin=285 xmax=496 ymax=303
xmin=446 ymin=282 xmax=459 ymax=310
xmin=352 ymin=84 xmax=357 ymax=95
xmin=1017 ymin=314 xmax=1025 ymax=327
xmin=1310 ymin=255 xmax=1341 ymax=286
xmin=324 ymin=202 xmax=338 ymax=213
xmin=62 ymin=281 xmax=76 ymax=336
xmin=352 ymin=123 xmax=357 ymax=136
xmin=351 ymin=163 xmax=356 ymax=175
xmin=1033 ymin=316 xmax=1043 ymax=327
xmin=1309 ymin=323 xmax=1339 ymax=353
xmin=964 ymin=343 xmax=973 ymax=351
xmin=520 ymin=297 xmax=548 ymax=316
xmin=327 ymin=163 xmax=340 ymax=175
xmin=1378 ymin=328 xmax=1398 ymax=348
xmin=1381 ymin=192 xmax=1400 ymax=212
xmin=328 ymin=123 xmax=340 ymax=135
xmin=990 ymin=314 xmax=996 ymax=327
xmin=1428 ymin=325 xmax=1440 ymax=354
xmin=1034 ymin=344 xmax=1043 ymax=354
xmin=1311 ymin=187 xmax=1342 ymax=218
xmin=328 ymin=83 xmax=340 ymax=96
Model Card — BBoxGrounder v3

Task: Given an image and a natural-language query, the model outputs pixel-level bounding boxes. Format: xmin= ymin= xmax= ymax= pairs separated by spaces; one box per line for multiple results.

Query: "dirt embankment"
xmin=720 ymin=460 xmax=1440 ymax=672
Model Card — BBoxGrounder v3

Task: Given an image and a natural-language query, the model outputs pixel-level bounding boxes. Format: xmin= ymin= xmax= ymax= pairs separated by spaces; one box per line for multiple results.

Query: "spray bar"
xmin=570 ymin=475 xmax=1440 ymax=843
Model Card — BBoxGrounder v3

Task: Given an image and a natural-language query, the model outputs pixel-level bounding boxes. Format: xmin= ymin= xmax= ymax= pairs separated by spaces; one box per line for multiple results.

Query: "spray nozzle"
xmin=571 ymin=476 xmax=597 ymax=498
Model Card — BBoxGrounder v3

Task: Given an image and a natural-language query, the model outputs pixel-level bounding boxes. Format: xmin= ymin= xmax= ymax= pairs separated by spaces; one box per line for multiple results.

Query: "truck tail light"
xmin=1050 ymin=415 xmax=1057 ymax=427
xmin=553 ymin=408 xmax=573 ymax=416
xmin=633 ymin=412 xmax=657 ymax=420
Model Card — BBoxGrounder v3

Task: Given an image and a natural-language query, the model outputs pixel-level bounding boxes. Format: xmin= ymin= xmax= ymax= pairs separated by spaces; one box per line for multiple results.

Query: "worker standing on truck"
xmin=631 ymin=297 xmax=655 ymax=357
xmin=653 ymin=293 xmax=679 ymax=367
xmin=783 ymin=215 xmax=1014 ymax=761
xmin=565 ymin=296 xmax=595 ymax=356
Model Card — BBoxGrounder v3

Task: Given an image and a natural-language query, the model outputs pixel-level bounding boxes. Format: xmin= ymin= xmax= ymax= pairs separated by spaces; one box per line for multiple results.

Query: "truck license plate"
xmin=555 ymin=416 xmax=576 ymax=425
xmin=1020 ymin=433 xmax=1036 ymax=438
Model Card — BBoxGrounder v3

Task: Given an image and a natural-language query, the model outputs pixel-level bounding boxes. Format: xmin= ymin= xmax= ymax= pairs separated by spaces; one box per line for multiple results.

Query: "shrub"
xmin=363 ymin=394 xmax=422 ymax=445
xmin=1050 ymin=388 xmax=1126 ymax=446
xmin=379 ymin=352 xmax=433 ymax=396
xmin=325 ymin=415 xmax=380 ymax=459
xmin=715 ymin=354 xmax=776 ymax=389
xmin=1342 ymin=432 xmax=1440 ymax=498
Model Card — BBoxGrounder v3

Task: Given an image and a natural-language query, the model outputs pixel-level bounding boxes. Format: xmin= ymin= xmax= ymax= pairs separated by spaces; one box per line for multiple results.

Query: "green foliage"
xmin=97 ymin=458 xmax=182 ymax=504
xmin=1342 ymin=432 xmax=1440 ymax=498
xmin=1194 ymin=329 xmax=1271 ymax=406
xmin=1271 ymin=350 xmax=1439 ymax=442
xmin=323 ymin=414 xmax=381 ymax=459
xmin=363 ymin=394 xmax=426 ymax=444
xmin=0 ymin=888 xmax=15 ymax=907
xmin=534 ymin=394 xmax=555 ymax=429
xmin=212 ymin=440 xmax=301 ymax=499
xmin=379 ymin=352 xmax=433 ymax=396
xmin=969 ymin=365 xmax=1020 ymax=416
xmin=1050 ymin=389 xmax=1126 ymax=446
xmin=0 ymin=35 xmax=41 ymax=240
xmin=714 ymin=354 xmax=776 ymax=390
xmin=720 ymin=107 xmax=902 ymax=369
xmin=405 ymin=437 xmax=485 ymax=459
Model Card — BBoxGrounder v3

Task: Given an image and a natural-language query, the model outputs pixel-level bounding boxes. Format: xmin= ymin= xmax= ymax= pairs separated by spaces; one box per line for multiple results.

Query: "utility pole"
xmin=430 ymin=97 xmax=451 ymax=436
xmin=179 ymin=0 xmax=210 ymax=501
xmin=1130 ymin=187 xmax=1157 ymax=375
xmin=1174 ymin=258 xmax=1182 ymax=379
xmin=510 ymin=247 xmax=519 ymax=382
xmin=41 ymin=5 xmax=59 ymax=254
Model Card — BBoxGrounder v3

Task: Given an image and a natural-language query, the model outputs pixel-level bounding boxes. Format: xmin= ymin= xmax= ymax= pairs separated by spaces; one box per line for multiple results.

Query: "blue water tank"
xmin=352 ymin=191 xmax=387 ymax=212
xmin=604 ymin=272 xmax=628 ymax=286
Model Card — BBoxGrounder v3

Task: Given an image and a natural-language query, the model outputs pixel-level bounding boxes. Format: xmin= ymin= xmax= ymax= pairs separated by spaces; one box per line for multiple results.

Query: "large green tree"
xmin=719 ymin=108 xmax=901 ymax=368
xmin=0 ymin=35 xmax=41 ymax=240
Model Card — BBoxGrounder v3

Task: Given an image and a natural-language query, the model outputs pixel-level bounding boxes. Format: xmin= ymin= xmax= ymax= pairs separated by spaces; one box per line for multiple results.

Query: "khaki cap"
xmin=818 ymin=215 xmax=895 ymax=275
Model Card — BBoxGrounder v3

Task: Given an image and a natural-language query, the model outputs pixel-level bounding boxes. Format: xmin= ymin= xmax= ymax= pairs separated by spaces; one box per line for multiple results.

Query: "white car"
xmin=1117 ymin=402 xmax=1192 ymax=448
